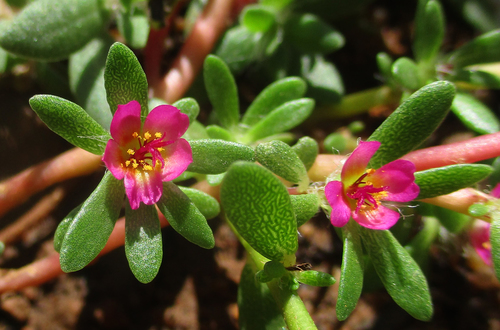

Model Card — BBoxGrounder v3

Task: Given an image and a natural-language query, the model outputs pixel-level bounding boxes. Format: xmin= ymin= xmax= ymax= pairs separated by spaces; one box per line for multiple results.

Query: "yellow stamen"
xmin=125 ymin=160 xmax=131 ymax=167
xmin=127 ymin=149 xmax=135 ymax=155
xmin=144 ymin=131 xmax=152 ymax=140
xmin=143 ymin=164 xmax=153 ymax=171
xmin=155 ymin=132 xmax=162 ymax=139
xmin=366 ymin=168 xmax=376 ymax=175
xmin=157 ymin=147 xmax=165 ymax=152
xmin=155 ymin=160 xmax=162 ymax=169
xmin=132 ymin=132 xmax=139 ymax=138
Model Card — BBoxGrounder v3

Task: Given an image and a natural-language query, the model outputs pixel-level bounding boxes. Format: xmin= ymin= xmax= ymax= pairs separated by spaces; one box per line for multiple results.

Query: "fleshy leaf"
xmin=157 ymin=182 xmax=215 ymax=249
xmin=125 ymin=203 xmax=162 ymax=283
xmin=255 ymin=140 xmax=309 ymax=191
xmin=391 ymin=57 xmax=421 ymax=90
xmin=117 ymin=5 xmax=149 ymax=49
xmin=60 ymin=172 xmax=124 ymax=272
xmin=244 ymin=98 xmax=315 ymax=142
xmin=413 ymin=0 xmax=445 ymax=64
xmin=431 ymin=204 xmax=471 ymax=233
xmin=448 ymin=30 xmax=500 ymax=68
xmin=291 ymin=136 xmax=319 ymax=170
xmin=69 ymin=35 xmax=114 ymax=129
xmin=294 ymin=270 xmax=336 ymax=287
xmin=54 ymin=204 xmax=82 ymax=253
xmin=221 ymin=162 xmax=298 ymax=263
xmin=242 ymin=77 xmax=307 ymax=127
xmin=188 ymin=139 xmax=255 ymax=174
xmin=178 ymin=186 xmax=220 ymax=219
xmin=368 ymin=81 xmax=455 ymax=168
xmin=377 ymin=52 xmax=394 ymax=82
xmin=415 ymin=164 xmax=493 ymax=199
xmin=206 ymin=125 xmax=235 ymax=141
xmin=0 ymin=0 xmax=108 ymax=61
xmin=301 ymin=54 xmax=344 ymax=103
xmin=104 ymin=42 xmax=149 ymax=117
xmin=173 ymin=97 xmax=200 ymax=124
xmin=490 ymin=211 xmax=500 ymax=280
xmin=336 ymin=224 xmax=364 ymax=321
xmin=451 ymin=92 xmax=500 ymax=134
xmin=238 ymin=263 xmax=286 ymax=330
xmin=361 ymin=228 xmax=433 ymax=321
xmin=451 ymin=68 xmax=500 ymax=89
xmin=241 ymin=5 xmax=276 ymax=33
xmin=203 ymin=55 xmax=240 ymax=129
xmin=291 ymin=194 xmax=320 ymax=227
xmin=29 ymin=95 xmax=111 ymax=155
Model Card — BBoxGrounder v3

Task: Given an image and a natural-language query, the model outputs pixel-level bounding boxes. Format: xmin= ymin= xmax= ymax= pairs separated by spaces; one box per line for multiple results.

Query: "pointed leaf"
xmin=157 ymin=182 xmax=214 ymax=249
xmin=415 ymin=164 xmax=493 ymax=199
xmin=449 ymin=30 xmax=500 ymax=68
xmin=203 ymin=55 xmax=239 ymax=129
xmin=361 ymin=228 xmax=433 ymax=321
xmin=178 ymin=186 xmax=220 ymax=219
xmin=451 ymin=92 xmax=500 ymax=134
xmin=104 ymin=42 xmax=149 ymax=117
xmin=368 ymin=81 xmax=455 ymax=168
xmin=60 ymin=172 xmax=124 ymax=272
xmin=29 ymin=95 xmax=110 ymax=155
xmin=242 ymin=77 xmax=307 ymax=127
xmin=188 ymin=139 xmax=255 ymax=174
xmin=413 ymin=0 xmax=445 ymax=63
xmin=245 ymin=98 xmax=315 ymax=142
xmin=221 ymin=162 xmax=298 ymax=262
xmin=291 ymin=194 xmax=320 ymax=227
xmin=125 ymin=203 xmax=162 ymax=283
xmin=0 ymin=0 xmax=108 ymax=61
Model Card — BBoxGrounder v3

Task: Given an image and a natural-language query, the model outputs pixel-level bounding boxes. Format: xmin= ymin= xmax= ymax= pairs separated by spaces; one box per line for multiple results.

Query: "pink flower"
xmin=470 ymin=220 xmax=492 ymax=266
xmin=325 ymin=141 xmax=419 ymax=230
xmin=102 ymin=101 xmax=192 ymax=209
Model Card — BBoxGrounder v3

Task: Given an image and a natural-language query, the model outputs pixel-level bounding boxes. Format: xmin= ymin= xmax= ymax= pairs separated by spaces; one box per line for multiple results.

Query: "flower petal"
xmin=160 ymin=139 xmax=193 ymax=181
xmin=143 ymin=105 xmax=190 ymax=142
xmin=124 ymin=170 xmax=163 ymax=210
xmin=342 ymin=141 xmax=380 ymax=186
xmin=325 ymin=181 xmax=351 ymax=227
xmin=369 ymin=159 xmax=419 ymax=202
xmin=102 ymin=139 xmax=126 ymax=180
xmin=110 ymin=101 xmax=142 ymax=146
xmin=353 ymin=205 xmax=400 ymax=230
xmin=491 ymin=183 xmax=500 ymax=198
xmin=470 ymin=220 xmax=492 ymax=266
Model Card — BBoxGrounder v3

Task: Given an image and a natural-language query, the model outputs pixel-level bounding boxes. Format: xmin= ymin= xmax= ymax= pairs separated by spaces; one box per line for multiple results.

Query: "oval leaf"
xmin=490 ymin=211 xmax=500 ymax=281
xmin=451 ymin=92 xmax=500 ymax=134
xmin=392 ymin=57 xmax=421 ymax=90
xmin=178 ymin=186 xmax=221 ymax=220
xmin=415 ymin=164 xmax=493 ymax=199
xmin=294 ymin=270 xmax=336 ymax=287
xmin=221 ymin=162 xmax=298 ymax=262
xmin=29 ymin=95 xmax=110 ymax=155
xmin=241 ymin=5 xmax=276 ymax=33
xmin=188 ymin=139 xmax=255 ymax=174
xmin=173 ymin=97 xmax=200 ymax=124
xmin=368 ymin=81 xmax=455 ymax=168
xmin=125 ymin=203 xmax=162 ymax=283
xmin=291 ymin=194 xmax=320 ymax=227
xmin=54 ymin=204 xmax=82 ymax=253
xmin=413 ymin=0 xmax=445 ymax=63
xmin=104 ymin=42 xmax=149 ymax=117
xmin=448 ymin=30 xmax=500 ymax=68
xmin=60 ymin=172 xmax=124 ymax=272
xmin=157 ymin=182 xmax=215 ymax=249
xmin=291 ymin=136 xmax=319 ymax=171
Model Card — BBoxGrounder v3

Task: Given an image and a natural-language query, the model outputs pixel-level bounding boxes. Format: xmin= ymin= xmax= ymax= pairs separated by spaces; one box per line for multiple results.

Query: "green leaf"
xmin=188 ymin=139 xmax=255 ymax=174
xmin=301 ymin=54 xmax=344 ymax=103
xmin=451 ymin=69 xmax=500 ymax=89
xmin=376 ymin=52 xmax=393 ymax=82
xmin=206 ymin=173 xmax=226 ymax=186
xmin=291 ymin=194 xmax=320 ymax=227
xmin=451 ymin=92 xmax=500 ymax=134
xmin=285 ymin=13 xmax=344 ymax=54
xmin=54 ymin=204 xmax=82 ymax=253
xmin=336 ymin=223 xmax=364 ymax=321
xmin=221 ymin=162 xmax=298 ymax=263
xmin=157 ymin=182 xmax=215 ymax=249
xmin=104 ymin=42 xmax=149 ymax=117
xmin=29 ymin=95 xmax=111 ymax=155
xmin=391 ymin=57 xmax=421 ymax=90
xmin=206 ymin=125 xmax=235 ymax=141
xmin=173 ymin=97 xmax=200 ymax=124
xmin=183 ymin=120 xmax=210 ymax=140
xmin=415 ymin=164 xmax=493 ymax=199
xmin=241 ymin=5 xmax=276 ymax=33
xmin=405 ymin=215 xmax=440 ymax=269
xmin=361 ymin=228 xmax=433 ymax=321
xmin=255 ymin=140 xmax=309 ymax=190
xmin=203 ymin=55 xmax=239 ymax=129
xmin=242 ymin=77 xmax=307 ymax=127
xmin=291 ymin=136 xmax=318 ymax=171
xmin=0 ymin=0 xmax=108 ymax=61
xmin=294 ymin=270 xmax=336 ymax=287
xmin=431 ymin=204 xmax=470 ymax=233
xmin=260 ymin=0 xmax=292 ymax=10
xmin=60 ymin=172 xmax=124 ymax=272
xmin=125 ymin=203 xmax=162 ymax=283
xmin=238 ymin=263 xmax=286 ymax=330
xmin=178 ymin=186 xmax=220 ymax=219
xmin=368 ymin=81 xmax=455 ymax=168
xmin=245 ymin=98 xmax=315 ymax=143
xmin=117 ymin=6 xmax=150 ymax=49
xmin=448 ymin=30 xmax=500 ymax=68
xmin=413 ymin=0 xmax=445 ymax=63
xmin=490 ymin=211 xmax=500 ymax=280
xmin=69 ymin=35 xmax=114 ymax=129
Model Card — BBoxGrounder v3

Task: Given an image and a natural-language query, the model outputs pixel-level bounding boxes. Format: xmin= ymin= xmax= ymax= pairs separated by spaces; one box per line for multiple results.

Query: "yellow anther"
xmin=155 ymin=132 xmax=162 ymax=139
xmin=132 ymin=162 xmax=139 ymax=169
xmin=157 ymin=147 xmax=165 ymax=152
xmin=144 ymin=131 xmax=152 ymax=140
xmin=143 ymin=164 xmax=153 ymax=171
xmin=127 ymin=149 xmax=135 ymax=155
xmin=125 ymin=160 xmax=131 ymax=167
xmin=132 ymin=132 xmax=139 ymax=138
xmin=155 ymin=160 xmax=162 ymax=168
xmin=366 ymin=168 xmax=376 ymax=175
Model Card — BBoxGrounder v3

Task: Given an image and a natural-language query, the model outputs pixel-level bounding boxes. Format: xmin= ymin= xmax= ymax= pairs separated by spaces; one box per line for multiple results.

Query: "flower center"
xmin=122 ymin=131 xmax=170 ymax=172
xmin=346 ymin=169 xmax=388 ymax=215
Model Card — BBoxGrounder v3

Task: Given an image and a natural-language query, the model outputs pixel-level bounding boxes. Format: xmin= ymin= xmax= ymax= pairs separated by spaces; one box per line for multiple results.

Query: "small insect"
xmin=285 ymin=263 xmax=312 ymax=272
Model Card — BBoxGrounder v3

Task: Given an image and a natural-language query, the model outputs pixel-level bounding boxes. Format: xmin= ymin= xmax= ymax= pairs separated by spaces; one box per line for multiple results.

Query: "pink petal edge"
xmin=370 ymin=159 xmax=420 ymax=202
xmin=143 ymin=105 xmax=190 ymax=142
xmin=325 ymin=181 xmax=351 ymax=227
xmin=110 ymin=101 xmax=142 ymax=146
xmin=353 ymin=205 xmax=401 ymax=230
xmin=124 ymin=170 xmax=164 ymax=210
xmin=160 ymin=139 xmax=193 ymax=181
xmin=491 ymin=183 xmax=500 ymax=198
xmin=342 ymin=141 xmax=380 ymax=187
xmin=102 ymin=139 xmax=126 ymax=181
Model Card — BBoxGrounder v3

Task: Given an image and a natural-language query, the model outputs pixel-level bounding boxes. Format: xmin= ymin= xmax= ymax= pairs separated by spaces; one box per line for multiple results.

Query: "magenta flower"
xmin=325 ymin=141 xmax=419 ymax=230
xmin=102 ymin=101 xmax=192 ymax=209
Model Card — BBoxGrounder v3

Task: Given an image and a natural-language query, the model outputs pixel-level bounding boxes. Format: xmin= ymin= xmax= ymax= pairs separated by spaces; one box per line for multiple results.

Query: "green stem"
xmin=225 ymin=218 xmax=317 ymax=330
xmin=311 ymin=85 xmax=398 ymax=120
